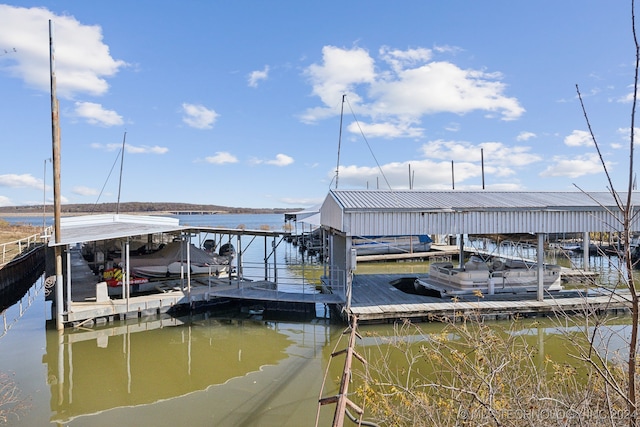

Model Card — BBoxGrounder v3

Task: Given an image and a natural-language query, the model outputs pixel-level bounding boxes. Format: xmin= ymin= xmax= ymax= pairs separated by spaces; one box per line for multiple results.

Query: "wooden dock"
xmin=63 ymin=248 xmax=343 ymax=325
xmin=346 ymin=274 xmax=629 ymax=323
xmin=356 ymin=245 xmax=459 ymax=263
xmin=61 ymin=248 xmax=623 ymax=327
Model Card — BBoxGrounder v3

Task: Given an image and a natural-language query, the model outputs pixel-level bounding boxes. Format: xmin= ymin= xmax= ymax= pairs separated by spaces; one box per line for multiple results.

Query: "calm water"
xmin=0 ymin=213 xmax=634 ymax=426
xmin=0 ymin=213 xmax=346 ymax=426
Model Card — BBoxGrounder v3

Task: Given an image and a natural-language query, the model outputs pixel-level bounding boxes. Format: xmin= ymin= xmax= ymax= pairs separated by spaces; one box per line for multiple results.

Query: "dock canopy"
xmin=319 ymin=190 xmax=640 ymax=236
xmin=48 ymin=214 xmax=186 ymax=247
xmin=284 ymin=205 xmax=320 ymax=227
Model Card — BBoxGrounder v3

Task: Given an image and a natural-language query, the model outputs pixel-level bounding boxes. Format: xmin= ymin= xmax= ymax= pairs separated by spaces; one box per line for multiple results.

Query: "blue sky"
xmin=0 ymin=1 xmax=637 ymax=209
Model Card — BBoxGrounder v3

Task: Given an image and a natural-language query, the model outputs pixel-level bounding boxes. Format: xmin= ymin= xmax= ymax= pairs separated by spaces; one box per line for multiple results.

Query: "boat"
xmin=115 ymin=241 xmax=234 ymax=278
xmin=560 ymin=242 xmax=581 ymax=251
xmin=414 ymin=255 xmax=563 ymax=297
xmin=102 ymin=267 xmax=149 ymax=288
xmin=353 ymin=235 xmax=432 ymax=256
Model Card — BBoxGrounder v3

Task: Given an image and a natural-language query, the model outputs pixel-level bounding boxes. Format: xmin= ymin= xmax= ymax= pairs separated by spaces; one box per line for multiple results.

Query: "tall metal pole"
xmin=42 ymin=158 xmax=50 ymax=233
xmin=49 ymin=20 xmax=64 ymax=330
xmin=335 ymin=94 xmax=345 ymax=189
xmin=116 ymin=132 xmax=126 ymax=215
xmin=481 ymin=148 xmax=485 ymax=190
xmin=451 ymin=161 xmax=455 ymax=190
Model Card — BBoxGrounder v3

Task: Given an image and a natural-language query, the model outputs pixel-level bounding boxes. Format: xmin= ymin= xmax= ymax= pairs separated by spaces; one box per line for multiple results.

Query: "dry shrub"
xmin=356 ymin=317 xmax=633 ymax=427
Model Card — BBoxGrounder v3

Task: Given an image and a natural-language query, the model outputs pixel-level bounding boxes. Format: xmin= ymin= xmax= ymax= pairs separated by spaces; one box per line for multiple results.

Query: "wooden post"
xmin=49 ymin=20 xmax=64 ymax=331
xmin=319 ymin=316 xmax=367 ymax=427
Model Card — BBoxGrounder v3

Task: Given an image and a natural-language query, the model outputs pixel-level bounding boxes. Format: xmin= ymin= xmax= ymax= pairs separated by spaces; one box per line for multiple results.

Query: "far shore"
xmin=0 ymin=211 xmax=183 ymax=219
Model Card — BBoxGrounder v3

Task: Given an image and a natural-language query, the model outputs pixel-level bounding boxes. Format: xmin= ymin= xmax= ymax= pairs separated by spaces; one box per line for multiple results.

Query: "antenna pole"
xmin=481 ymin=148 xmax=485 ymax=189
xmin=335 ymin=94 xmax=345 ymax=189
xmin=451 ymin=160 xmax=455 ymax=190
xmin=116 ymin=131 xmax=127 ymax=214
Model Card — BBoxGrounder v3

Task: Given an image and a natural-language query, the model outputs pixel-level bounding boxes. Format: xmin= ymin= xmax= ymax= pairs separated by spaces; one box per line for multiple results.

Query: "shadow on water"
xmin=0 ymin=266 xmax=45 ymax=312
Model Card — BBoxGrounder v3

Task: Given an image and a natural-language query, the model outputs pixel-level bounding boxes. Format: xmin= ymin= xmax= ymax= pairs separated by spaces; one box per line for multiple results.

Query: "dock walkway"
xmin=64 ymin=248 xmax=342 ymax=325
xmin=62 ymin=249 xmax=626 ymax=326
xmin=348 ymin=273 xmax=629 ymax=322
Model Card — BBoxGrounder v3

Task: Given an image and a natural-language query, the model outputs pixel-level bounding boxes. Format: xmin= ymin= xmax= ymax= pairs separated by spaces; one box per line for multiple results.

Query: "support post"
xmin=537 ymin=233 xmax=545 ymax=302
xmin=583 ymin=231 xmax=590 ymax=271
xmin=187 ymin=234 xmax=191 ymax=304
xmin=66 ymin=246 xmax=71 ymax=308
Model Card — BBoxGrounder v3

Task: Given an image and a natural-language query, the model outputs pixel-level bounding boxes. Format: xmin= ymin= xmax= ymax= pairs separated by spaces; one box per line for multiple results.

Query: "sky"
xmin=0 ymin=1 xmax=637 ymax=209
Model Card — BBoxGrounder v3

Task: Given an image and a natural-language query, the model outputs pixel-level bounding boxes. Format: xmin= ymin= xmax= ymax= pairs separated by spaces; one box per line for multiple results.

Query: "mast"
xmin=481 ymin=148 xmax=485 ymax=190
xmin=335 ymin=94 xmax=345 ymax=189
xmin=116 ymin=131 xmax=127 ymax=214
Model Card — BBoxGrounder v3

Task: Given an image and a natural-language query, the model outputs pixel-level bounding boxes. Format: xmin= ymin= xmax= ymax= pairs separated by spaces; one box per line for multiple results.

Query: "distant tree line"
xmin=0 ymin=202 xmax=300 ymax=215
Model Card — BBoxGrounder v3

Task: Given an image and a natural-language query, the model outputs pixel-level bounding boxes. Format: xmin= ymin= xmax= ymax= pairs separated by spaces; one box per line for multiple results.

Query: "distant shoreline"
xmin=0 ymin=212 xmax=167 ymax=217
xmin=0 ymin=203 xmax=300 ymax=218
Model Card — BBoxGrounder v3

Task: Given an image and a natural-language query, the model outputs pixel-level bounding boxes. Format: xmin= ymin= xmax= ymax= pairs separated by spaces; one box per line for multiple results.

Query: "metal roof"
xmin=320 ymin=190 xmax=640 ymax=235
xmin=48 ymin=214 xmax=291 ymax=247
xmin=49 ymin=214 xmax=186 ymax=247
xmin=327 ymin=190 xmax=639 ymax=211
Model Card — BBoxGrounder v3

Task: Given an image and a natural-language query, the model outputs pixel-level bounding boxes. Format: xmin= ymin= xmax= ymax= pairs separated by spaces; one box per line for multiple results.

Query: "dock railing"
xmin=234 ymin=261 xmax=347 ymax=302
xmin=0 ymin=231 xmax=47 ymax=268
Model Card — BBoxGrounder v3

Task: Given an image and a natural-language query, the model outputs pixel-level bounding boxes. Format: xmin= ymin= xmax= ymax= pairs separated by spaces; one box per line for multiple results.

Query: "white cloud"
xmin=302 ymin=45 xmax=524 ymax=137
xmin=205 ymin=152 xmax=238 ymax=164
xmin=516 ymin=131 xmax=536 ymax=141
xmin=0 ymin=173 xmax=42 ymax=189
xmin=248 ymin=65 xmax=269 ymax=88
xmin=0 ymin=5 xmax=127 ymax=99
xmin=303 ymin=45 xmax=375 ymax=110
xmin=267 ymin=154 xmax=294 ymax=166
xmin=334 ymin=159 xmax=480 ymax=190
xmin=379 ymin=46 xmax=433 ymax=73
xmin=564 ymin=130 xmax=593 ymax=147
xmin=125 ymin=144 xmax=168 ymax=154
xmin=616 ymin=127 xmax=640 ymax=148
xmin=181 ymin=103 xmax=219 ymax=129
xmin=331 ymin=138 xmax=541 ymax=190
xmin=0 ymin=195 xmax=12 ymax=207
xmin=420 ymin=139 xmax=541 ymax=168
xmin=72 ymin=185 xmax=98 ymax=196
xmin=251 ymin=154 xmax=295 ymax=167
xmin=92 ymin=143 xmax=168 ymax=154
xmin=540 ymin=153 xmax=605 ymax=178
xmin=347 ymin=120 xmax=423 ymax=138
xmin=74 ymin=101 xmax=123 ymax=126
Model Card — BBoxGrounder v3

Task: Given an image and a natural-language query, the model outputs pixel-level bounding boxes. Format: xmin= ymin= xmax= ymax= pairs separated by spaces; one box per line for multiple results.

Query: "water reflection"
xmin=42 ymin=313 xmax=338 ymax=425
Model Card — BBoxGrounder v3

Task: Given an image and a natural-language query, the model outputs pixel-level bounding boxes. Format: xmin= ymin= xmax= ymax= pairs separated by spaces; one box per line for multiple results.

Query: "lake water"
xmin=0 ymin=213 xmax=347 ymax=426
xmin=0 ymin=213 xmax=634 ymax=425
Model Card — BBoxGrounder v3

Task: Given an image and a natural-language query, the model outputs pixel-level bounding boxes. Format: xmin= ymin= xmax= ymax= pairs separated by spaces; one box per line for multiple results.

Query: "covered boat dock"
xmin=48 ymin=213 xmax=344 ymax=328
xmin=319 ymin=189 xmax=640 ymax=321
xmin=46 ymin=190 xmax=640 ymax=327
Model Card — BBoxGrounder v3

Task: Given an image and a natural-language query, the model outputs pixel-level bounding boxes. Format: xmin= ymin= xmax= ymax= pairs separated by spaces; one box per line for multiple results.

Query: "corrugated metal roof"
xmin=319 ymin=190 xmax=640 ymax=235
xmin=49 ymin=214 xmax=186 ymax=247
xmin=329 ymin=190 xmax=638 ymax=211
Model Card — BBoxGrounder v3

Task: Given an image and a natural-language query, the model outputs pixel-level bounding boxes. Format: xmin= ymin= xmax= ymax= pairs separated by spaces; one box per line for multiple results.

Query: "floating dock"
xmin=347 ymin=273 xmax=628 ymax=323
xmin=61 ymin=246 xmax=627 ymax=326
xmin=62 ymin=247 xmax=340 ymax=325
